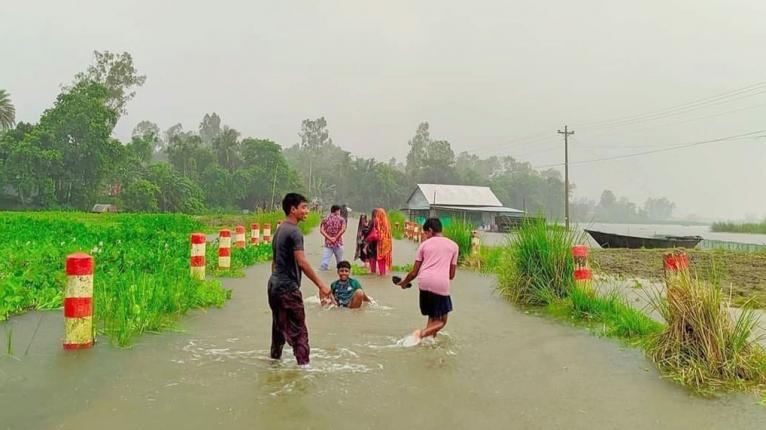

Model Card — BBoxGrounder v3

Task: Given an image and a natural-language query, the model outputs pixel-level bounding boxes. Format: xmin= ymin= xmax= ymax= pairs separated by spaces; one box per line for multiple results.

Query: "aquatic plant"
xmin=0 ymin=211 xmax=319 ymax=345
xmin=646 ymin=269 xmax=766 ymax=393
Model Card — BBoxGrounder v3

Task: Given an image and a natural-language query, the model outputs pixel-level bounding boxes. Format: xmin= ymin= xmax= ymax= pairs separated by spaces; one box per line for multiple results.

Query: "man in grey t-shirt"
xmin=268 ymin=193 xmax=333 ymax=365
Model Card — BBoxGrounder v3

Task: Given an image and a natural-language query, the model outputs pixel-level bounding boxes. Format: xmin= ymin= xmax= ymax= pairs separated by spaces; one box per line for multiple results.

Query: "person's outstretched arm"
xmin=398 ymin=261 xmax=422 ymax=288
xmin=295 ymin=250 xmax=334 ymax=304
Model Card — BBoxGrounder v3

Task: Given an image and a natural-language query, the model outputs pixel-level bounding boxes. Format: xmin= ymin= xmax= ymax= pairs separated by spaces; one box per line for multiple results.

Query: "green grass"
xmin=496 ymin=217 xmax=581 ymax=305
xmin=351 ymin=263 xmax=414 ymax=276
xmin=0 ymin=212 xmax=233 ymax=345
xmin=711 ymin=220 xmax=766 ymax=234
xmin=205 ymin=241 xmax=272 ymax=278
xmin=443 ymin=218 xmax=473 ymax=263
xmin=546 ymin=285 xmax=663 ymax=341
xmin=388 ymin=210 xmax=406 ymax=240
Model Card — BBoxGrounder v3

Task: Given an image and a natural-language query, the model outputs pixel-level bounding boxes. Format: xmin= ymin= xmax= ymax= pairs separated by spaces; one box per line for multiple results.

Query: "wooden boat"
xmin=585 ymin=229 xmax=702 ymax=249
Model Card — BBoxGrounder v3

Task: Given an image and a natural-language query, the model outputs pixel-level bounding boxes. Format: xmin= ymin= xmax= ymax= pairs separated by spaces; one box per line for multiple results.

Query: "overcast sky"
xmin=4 ymin=0 xmax=765 ymax=220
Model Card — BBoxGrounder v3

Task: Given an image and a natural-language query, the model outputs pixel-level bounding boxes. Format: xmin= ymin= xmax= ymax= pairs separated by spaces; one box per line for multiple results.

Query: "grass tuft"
xmin=646 ymin=269 xmax=766 ymax=394
xmin=496 ymin=217 xmax=580 ymax=305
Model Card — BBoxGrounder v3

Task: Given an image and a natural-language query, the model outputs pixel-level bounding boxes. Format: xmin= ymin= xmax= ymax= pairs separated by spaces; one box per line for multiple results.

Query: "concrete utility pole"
xmin=558 ymin=125 xmax=575 ymax=230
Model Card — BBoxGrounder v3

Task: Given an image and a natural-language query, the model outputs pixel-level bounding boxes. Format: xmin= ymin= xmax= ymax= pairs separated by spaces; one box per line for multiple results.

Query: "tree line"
xmin=0 ymin=51 xmax=676 ymax=222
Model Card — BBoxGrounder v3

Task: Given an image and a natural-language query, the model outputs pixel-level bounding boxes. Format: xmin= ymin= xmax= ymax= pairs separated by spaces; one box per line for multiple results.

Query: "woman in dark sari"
xmin=354 ymin=214 xmax=370 ymax=263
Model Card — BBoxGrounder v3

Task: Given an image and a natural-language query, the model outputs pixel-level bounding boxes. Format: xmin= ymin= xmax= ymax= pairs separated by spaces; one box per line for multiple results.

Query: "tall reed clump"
xmin=496 ymin=217 xmax=579 ymax=305
xmin=443 ymin=218 xmax=473 ymax=263
xmin=387 ymin=210 xmax=406 ymax=240
xmin=646 ymin=266 xmax=766 ymax=393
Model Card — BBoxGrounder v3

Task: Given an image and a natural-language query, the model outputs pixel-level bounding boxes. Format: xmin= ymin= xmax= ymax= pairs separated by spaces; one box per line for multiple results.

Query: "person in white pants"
xmin=319 ymin=205 xmax=347 ymax=271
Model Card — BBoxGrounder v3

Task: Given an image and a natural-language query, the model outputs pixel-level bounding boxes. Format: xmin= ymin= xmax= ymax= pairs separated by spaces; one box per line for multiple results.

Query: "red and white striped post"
xmin=190 ymin=233 xmax=206 ymax=280
xmin=234 ymin=225 xmax=246 ymax=249
xmin=263 ymin=223 xmax=272 ymax=244
xmin=64 ymin=253 xmax=94 ymax=350
xmin=572 ymin=245 xmax=592 ymax=289
xmin=218 ymin=229 xmax=231 ymax=269
xmin=251 ymin=223 xmax=260 ymax=246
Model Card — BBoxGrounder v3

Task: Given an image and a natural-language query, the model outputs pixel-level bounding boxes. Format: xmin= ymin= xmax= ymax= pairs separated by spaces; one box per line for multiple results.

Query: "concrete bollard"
xmin=571 ymin=245 xmax=592 ymax=289
xmin=251 ymin=223 xmax=260 ymax=246
xmin=235 ymin=225 xmax=246 ymax=248
xmin=218 ymin=229 xmax=232 ymax=269
xmin=64 ymin=253 xmax=95 ymax=350
xmin=190 ymin=233 xmax=206 ymax=280
xmin=470 ymin=230 xmax=481 ymax=257
xmin=263 ymin=223 xmax=272 ymax=244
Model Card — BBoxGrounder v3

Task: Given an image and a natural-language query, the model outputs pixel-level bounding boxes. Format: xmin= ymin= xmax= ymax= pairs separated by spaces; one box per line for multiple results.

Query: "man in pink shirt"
xmin=397 ymin=218 xmax=459 ymax=341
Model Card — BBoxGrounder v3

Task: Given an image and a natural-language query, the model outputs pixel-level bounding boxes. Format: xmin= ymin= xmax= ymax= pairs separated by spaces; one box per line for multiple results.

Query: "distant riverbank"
xmin=711 ymin=220 xmax=766 ymax=234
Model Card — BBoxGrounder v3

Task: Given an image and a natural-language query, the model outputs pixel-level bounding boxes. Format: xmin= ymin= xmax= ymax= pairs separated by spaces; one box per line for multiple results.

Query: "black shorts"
xmin=419 ymin=289 xmax=453 ymax=318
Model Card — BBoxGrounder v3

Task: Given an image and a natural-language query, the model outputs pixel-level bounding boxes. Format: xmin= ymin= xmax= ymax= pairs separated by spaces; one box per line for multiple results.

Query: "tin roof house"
xmin=404 ymin=184 xmax=524 ymax=230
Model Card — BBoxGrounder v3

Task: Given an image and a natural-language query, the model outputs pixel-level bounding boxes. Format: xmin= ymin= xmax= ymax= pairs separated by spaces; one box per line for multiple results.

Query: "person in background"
xmin=397 ymin=218 xmax=458 ymax=341
xmin=354 ymin=214 xmax=370 ymax=265
xmin=319 ymin=205 xmax=347 ymax=271
xmin=268 ymin=193 xmax=334 ymax=366
xmin=340 ymin=204 xmax=350 ymax=222
xmin=365 ymin=208 xmax=393 ymax=276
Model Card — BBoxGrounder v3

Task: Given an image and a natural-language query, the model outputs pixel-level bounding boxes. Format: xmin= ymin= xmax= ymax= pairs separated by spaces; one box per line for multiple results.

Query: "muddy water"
xmin=2 ymin=229 xmax=765 ymax=429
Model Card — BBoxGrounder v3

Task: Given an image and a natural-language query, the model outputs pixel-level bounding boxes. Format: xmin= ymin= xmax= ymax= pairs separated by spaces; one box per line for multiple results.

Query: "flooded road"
xmin=2 ymin=228 xmax=764 ymax=429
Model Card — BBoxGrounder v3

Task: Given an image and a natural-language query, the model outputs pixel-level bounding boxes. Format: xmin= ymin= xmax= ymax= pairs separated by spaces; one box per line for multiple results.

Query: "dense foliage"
xmin=0 ymin=212 xmax=229 ymax=345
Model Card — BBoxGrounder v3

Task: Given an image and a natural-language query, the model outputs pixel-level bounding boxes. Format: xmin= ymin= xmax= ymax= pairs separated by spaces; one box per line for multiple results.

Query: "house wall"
xmin=406 ymin=189 xmax=430 ymax=210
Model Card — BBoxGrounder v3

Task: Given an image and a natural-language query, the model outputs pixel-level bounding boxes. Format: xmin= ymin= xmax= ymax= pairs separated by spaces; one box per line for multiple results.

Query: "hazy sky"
xmin=4 ymin=0 xmax=766 ymax=220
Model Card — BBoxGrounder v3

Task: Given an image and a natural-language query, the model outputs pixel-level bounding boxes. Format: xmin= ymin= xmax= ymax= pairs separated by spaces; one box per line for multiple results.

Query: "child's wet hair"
xmin=337 ymin=260 xmax=351 ymax=270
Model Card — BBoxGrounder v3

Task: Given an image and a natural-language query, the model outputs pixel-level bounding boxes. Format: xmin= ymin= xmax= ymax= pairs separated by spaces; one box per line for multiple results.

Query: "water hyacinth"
xmin=0 ymin=212 xmax=230 ymax=345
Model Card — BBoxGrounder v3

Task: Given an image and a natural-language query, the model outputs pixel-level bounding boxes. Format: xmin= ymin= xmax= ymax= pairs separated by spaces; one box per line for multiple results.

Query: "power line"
xmin=573 ymin=81 xmax=766 ymax=129
xmin=577 ymin=89 xmax=766 ymax=132
xmin=532 ymin=129 xmax=766 ymax=169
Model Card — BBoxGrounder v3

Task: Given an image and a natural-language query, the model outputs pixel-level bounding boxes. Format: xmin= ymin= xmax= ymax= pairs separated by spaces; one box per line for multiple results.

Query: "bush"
xmin=646 ymin=269 xmax=766 ymax=393
xmin=496 ymin=217 xmax=580 ymax=305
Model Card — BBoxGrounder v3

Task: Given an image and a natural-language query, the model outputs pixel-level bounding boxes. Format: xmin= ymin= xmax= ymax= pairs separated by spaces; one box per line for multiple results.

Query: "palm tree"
xmin=0 ymin=89 xmax=15 ymax=129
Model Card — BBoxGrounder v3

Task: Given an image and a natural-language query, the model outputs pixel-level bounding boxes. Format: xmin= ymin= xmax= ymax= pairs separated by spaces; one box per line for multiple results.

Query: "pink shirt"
xmin=415 ymin=236 xmax=459 ymax=296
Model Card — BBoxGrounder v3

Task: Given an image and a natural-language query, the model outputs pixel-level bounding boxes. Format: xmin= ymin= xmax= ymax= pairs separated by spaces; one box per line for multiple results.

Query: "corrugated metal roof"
xmin=414 ymin=184 xmax=504 ymax=207
xmin=432 ymin=205 xmax=524 ymax=214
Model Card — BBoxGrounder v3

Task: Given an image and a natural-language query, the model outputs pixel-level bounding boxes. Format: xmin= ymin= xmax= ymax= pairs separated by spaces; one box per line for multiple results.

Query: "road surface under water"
xmin=1 ymin=227 xmax=764 ymax=429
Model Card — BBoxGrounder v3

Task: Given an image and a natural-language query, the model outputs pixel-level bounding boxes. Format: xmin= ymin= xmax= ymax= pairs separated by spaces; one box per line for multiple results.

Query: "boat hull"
xmin=585 ymin=229 xmax=702 ymax=249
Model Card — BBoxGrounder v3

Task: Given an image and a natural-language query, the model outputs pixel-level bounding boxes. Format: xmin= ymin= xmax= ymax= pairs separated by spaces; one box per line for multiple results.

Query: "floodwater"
xmin=2 ymin=229 xmax=765 ymax=429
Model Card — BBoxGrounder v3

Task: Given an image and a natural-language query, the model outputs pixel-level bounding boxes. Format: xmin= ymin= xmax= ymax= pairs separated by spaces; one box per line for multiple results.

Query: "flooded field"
xmin=2 ymin=230 xmax=765 ymax=429
xmin=479 ymin=222 xmax=766 ymax=248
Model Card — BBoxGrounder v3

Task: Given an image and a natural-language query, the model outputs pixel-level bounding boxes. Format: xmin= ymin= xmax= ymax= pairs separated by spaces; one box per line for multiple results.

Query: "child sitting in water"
xmin=331 ymin=261 xmax=372 ymax=308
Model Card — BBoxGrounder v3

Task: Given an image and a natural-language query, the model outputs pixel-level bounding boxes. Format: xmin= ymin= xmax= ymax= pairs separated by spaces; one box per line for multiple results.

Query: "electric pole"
xmin=558 ymin=125 xmax=574 ymax=230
